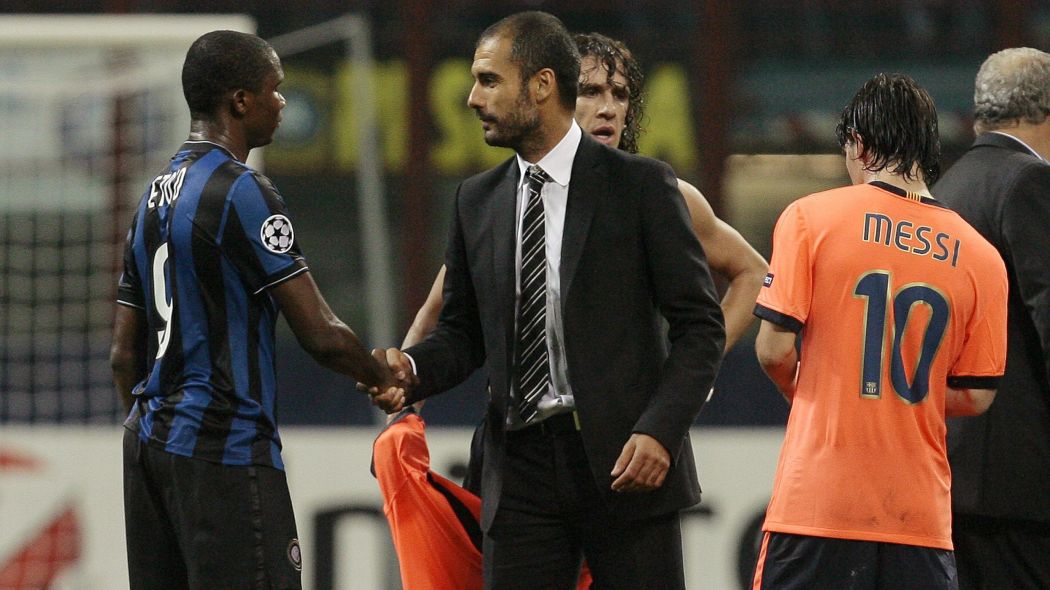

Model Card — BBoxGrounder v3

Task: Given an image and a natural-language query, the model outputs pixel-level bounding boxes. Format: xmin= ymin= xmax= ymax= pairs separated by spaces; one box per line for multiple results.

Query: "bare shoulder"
xmin=675 ymin=178 xmax=702 ymax=198
xmin=675 ymin=178 xmax=717 ymax=227
xmin=676 ymin=178 xmax=713 ymax=207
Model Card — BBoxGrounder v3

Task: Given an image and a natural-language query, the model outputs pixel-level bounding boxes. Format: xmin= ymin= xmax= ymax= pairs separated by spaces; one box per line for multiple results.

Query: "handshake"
xmin=359 ymin=348 xmax=418 ymax=413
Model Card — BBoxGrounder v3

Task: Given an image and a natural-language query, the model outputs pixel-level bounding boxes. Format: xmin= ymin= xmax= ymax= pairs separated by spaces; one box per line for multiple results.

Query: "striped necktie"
xmin=516 ymin=165 xmax=552 ymax=424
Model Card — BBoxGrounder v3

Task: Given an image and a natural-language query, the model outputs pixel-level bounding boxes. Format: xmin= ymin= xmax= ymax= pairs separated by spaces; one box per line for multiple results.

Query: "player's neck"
xmin=860 ymin=168 xmax=931 ymax=198
xmin=188 ymin=120 xmax=249 ymax=162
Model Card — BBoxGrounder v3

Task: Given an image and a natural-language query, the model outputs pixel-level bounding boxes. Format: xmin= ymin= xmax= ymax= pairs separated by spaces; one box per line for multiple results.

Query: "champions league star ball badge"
xmin=261 ymin=215 xmax=294 ymax=254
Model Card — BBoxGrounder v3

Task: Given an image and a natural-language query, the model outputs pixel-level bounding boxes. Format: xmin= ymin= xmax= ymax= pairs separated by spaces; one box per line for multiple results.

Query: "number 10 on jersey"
xmin=854 ymin=271 xmax=950 ymax=404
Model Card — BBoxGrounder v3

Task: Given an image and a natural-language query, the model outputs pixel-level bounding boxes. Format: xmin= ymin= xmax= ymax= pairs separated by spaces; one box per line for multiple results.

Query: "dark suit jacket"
xmin=935 ymin=132 xmax=1050 ymax=522
xmin=406 ymin=134 xmax=726 ymax=529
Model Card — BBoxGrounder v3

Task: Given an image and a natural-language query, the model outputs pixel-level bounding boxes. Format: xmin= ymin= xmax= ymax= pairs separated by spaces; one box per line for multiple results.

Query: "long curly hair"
xmin=574 ymin=32 xmax=645 ymax=154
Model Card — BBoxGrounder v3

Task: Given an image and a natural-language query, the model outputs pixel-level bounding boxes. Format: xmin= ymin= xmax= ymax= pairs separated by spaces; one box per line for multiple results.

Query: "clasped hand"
xmin=359 ymin=348 xmax=418 ymax=413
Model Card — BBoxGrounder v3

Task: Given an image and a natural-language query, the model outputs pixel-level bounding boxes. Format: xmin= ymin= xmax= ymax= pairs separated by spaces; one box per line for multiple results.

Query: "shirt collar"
xmin=516 ymin=121 xmax=582 ymax=188
xmin=180 ymin=140 xmax=239 ymax=161
xmin=988 ymin=131 xmax=1047 ymax=162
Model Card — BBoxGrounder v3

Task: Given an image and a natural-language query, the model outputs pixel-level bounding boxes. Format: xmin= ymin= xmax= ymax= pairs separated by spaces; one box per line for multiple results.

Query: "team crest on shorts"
xmin=261 ymin=215 xmax=294 ymax=254
xmin=287 ymin=538 xmax=302 ymax=571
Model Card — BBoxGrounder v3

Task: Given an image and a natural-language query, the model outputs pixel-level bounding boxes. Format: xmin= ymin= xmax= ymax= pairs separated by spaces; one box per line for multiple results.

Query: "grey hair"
xmin=974 ymin=47 xmax=1050 ymax=133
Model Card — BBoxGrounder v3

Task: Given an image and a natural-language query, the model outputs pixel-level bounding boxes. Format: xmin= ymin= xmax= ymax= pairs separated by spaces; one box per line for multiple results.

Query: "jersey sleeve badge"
xmin=260 ymin=214 xmax=295 ymax=254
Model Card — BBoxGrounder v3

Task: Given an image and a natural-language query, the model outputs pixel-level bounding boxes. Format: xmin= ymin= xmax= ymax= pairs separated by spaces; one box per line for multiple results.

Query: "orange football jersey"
xmin=755 ymin=181 xmax=1007 ymax=549
xmin=373 ymin=412 xmax=593 ymax=589
xmin=373 ymin=413 xmax=485 ymax=590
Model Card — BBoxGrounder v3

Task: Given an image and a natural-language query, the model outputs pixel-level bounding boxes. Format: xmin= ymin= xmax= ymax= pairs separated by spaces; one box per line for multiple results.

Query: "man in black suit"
xmin=935 ymin=47 xmax=1050 ymax=589
xmin=376 ymin=11 xmax=724 ymax=589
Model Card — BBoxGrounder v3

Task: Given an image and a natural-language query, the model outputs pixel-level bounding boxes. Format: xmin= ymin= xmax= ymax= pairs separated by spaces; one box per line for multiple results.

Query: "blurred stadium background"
xmin=0 ymin=1 xmax=1044 ymax=588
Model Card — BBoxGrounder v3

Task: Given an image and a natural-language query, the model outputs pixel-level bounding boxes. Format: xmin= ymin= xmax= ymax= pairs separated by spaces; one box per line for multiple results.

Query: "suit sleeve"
xmin=1001 ymin=163 xmax=1050 ymax=386
xmin=631 ymin=160 xmax=726 ymax=457
xmin=404 ymin=183 xmax=486 ymax=401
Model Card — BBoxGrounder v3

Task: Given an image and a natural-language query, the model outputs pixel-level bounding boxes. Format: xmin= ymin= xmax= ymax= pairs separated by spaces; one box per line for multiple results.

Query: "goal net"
xmin=0 ymin=15 xmax=255 ymax=423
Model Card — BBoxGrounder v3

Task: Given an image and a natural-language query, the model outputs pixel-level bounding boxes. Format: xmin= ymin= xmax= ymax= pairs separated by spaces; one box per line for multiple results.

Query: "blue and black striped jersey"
xmin=117 ymin=141 xmax=309 ymax=469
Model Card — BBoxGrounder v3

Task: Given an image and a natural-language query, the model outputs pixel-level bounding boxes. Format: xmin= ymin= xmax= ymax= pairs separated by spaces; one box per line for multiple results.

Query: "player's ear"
xmin=846 ymin=134 xmax=867 ymax=162
xmin=533 ymin=68 xmax=556 ymax=103
xmin=230 ymin=88 xmax=249 ymax=118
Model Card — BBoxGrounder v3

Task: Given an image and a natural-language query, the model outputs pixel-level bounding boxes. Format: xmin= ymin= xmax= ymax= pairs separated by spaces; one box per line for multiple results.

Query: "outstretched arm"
xmin=678 ymin=179 xmax=768 ymax=352
xmin=402 ymin=186 xmax=487 ymax=402
xmin=272 ymin=271 xmax=404 ymax=411
xmin=388 ymin=266 xmax=448 ymax=420
xmin=403 ymin=266 xmax=446 ymax=349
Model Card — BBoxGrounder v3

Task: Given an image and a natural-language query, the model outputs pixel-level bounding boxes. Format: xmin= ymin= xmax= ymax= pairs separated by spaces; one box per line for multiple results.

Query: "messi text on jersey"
xmin=862 ymin=212 xmax=961 ymax=268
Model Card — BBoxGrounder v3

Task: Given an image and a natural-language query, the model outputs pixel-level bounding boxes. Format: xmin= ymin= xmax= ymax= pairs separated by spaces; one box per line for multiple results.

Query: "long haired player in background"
xmin=110 ymin=30 xmax=402 ymax=589
xmin=751 ymin=73 xmax=1008 ymax=589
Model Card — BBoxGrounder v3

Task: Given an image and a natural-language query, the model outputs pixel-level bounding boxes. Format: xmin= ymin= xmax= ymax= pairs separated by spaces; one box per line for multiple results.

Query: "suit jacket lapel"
xmin=491 ymin=161 xmax=520 ymax=378
xmin=561 ymin=136 xmax=602 ymax=306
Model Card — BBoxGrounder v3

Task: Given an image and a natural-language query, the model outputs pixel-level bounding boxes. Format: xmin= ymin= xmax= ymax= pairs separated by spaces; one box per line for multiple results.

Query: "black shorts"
xmin=752 ymin=531 xmax=957 ymax=590
xmin=123 ymin=428 xmax=302 ymax=590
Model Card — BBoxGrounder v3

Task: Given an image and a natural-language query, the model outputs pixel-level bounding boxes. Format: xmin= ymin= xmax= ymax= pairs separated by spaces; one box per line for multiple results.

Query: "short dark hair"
xmin=182 ymin=30 xmax=278 ymax=119
xmin=480 ymin=11 xmax=580 ymax=111
xmin=574 ymin=32 xmax=646 ymax=154
xmin=835 ymin=73 xmax=941 ymax=184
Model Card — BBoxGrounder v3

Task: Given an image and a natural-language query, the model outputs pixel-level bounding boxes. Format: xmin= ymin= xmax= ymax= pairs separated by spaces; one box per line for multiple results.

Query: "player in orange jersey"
xmin=751 ymin=73 xmax=1008 ymax=589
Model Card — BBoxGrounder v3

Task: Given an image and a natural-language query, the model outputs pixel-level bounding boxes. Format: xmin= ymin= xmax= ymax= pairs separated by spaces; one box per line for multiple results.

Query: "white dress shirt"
xmin=510 ymin=122 xmax=583 ymax=426
xmin=404 ymin=122 xmax=583 ymax=426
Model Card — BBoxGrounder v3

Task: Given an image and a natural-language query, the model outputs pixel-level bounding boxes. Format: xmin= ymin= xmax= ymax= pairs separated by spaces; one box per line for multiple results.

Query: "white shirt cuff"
xmin=403 ymin=352 xmax=418 ymax=376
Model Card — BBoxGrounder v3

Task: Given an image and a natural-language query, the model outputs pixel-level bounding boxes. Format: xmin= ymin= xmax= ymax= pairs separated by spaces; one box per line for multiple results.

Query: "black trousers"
xmin=954 ymin=513 xmax=1050 ymax=590
xmin=484 ymin=416 xmax=685 ymax=590
xmin=122 ymin=428 xmax=302 ymax=590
